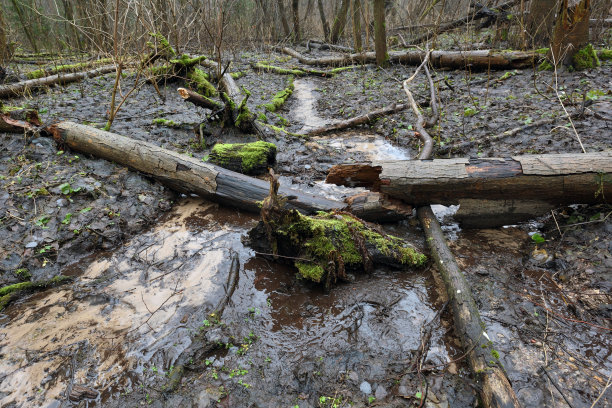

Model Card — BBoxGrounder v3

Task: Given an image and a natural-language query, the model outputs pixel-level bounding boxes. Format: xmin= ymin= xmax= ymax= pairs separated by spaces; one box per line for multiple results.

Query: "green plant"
xmin=35 ymin=216 xmax=51 ymax=228
xmin=61 ymin=213 xmax=72 ymax=225
xmin=59 ymin=183 xmax=81 ymax=195
xmin=531 ymin=233 xmax=545 ymax=244
xmin=463 ymin=106 xmax=478 ymax=116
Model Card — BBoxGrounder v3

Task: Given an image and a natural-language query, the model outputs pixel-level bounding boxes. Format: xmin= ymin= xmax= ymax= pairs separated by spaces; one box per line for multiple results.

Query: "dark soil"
xmin=0 ymin=44 xmax=610 ymax=408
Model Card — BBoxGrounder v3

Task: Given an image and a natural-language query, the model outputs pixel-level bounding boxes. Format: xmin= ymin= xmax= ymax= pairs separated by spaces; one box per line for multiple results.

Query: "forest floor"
xmin=0 ymin=43 xmax=611 ymax=408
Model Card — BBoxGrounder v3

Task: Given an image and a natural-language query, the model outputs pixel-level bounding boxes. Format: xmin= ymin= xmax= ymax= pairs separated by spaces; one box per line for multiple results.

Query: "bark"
xmin=0 ymin=10 xmax=8 ymax=65
xmin=305 ymin=103 xmax=408 ymax=135
xmin=526 ymin=0 xmax=558 ymax=47
xmin=352 ymin=0 xmax=363 ymax=52
xmin=330 ymin=0 xmax=351 ymax=43
xmin=317 ymin=0 xmax=331 ymax=41
xmin=280 ymin=47 xmax=537 ymax=69
xmin=207 ymin=141 xmax=276 ymax=175
xmin=277 ymin=0 xmax=292 ymax=38
xmin=326 ymin=152 xmax=612 ymax=206
xmin=551 ymin=0 xmax=591 ymax=65
xmin=306 ymin=40 xmax=355 ymax=53
xmin=292 ymin=0 xmax=301 ymax=41
xmin=177 ymin=87 xmax=224 ymax=111
xmin=0 ymin=66 xmax=116 ymax=99
xmin=46 ymin=122 xmax=407 ymax=222
xmin=373 ymin=0 xmax=388 ymax=66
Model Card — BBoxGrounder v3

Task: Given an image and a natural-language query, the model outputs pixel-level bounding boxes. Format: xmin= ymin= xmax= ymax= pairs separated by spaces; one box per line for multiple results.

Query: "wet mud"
xmin=0 ymin=46 xmax=610 ymax=407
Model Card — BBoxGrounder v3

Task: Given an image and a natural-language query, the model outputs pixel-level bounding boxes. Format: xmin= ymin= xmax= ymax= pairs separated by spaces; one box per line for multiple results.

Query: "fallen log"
xmin=280 ymin=47 xmax=537 ymax=70
xmin=326 ymin=152 xmax=612 ymax=207
xmin=25 ymin=58 xmax=112 ymax=79
xmin=207 ymin=141 xmax=276 ymax=175
xmin=46 ymin=122 xmax=408 ymax=221
xmin=0 ymin=65 xmax=116 ymax=99
xmin=405 ymin=58 xmax=521 ymax=408
xmin=251 ymin=62 xmax=350 ymax=77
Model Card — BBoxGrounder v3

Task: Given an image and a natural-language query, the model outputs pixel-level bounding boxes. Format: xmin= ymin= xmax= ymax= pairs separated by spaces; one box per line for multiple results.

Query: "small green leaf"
xmin=531 ymin=233 xmax=545 ymax=244
xmin=415 ymin=391 xmax=422 ymax=399
xmin=61 ymin=213 xmax=72 ymax=225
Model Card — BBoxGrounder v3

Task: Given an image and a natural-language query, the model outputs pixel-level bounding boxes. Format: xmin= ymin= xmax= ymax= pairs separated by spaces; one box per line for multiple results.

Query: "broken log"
xmin=326 ymin=152 xmax=612 ymax=207
xmin=280 ymin=47 xmax=537 ymax=70
xmin=247 ymin=170 xmax=426 ymax=287
xmin=0 ymin=65 xmax=116 ymax=98
xmin=178 ymin=87 xmax=224 ymax=111
xmin=46 ymin=122 xmax=406 ymax=221
xmin=0 ymin=108 xmax=41 ymax=132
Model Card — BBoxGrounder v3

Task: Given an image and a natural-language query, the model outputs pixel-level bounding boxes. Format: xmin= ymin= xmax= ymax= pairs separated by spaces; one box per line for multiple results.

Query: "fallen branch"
xmin=0 ymin=65 xmax=116 ymax=99
xmin=305 ymin=103 xmax=409 ymax=135
xmin=280 ymin=47 xmax=537 ymax=69
xmin=177 ymin=87 xmax=224 ymax=111
xmin=251 ymin=61 xmax=351 ymax=77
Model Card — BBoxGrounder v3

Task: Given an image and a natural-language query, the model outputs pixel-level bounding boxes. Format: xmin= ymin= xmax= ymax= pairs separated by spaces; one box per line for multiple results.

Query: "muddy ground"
xmin=0 ymin=42 xmax=611 ymax=408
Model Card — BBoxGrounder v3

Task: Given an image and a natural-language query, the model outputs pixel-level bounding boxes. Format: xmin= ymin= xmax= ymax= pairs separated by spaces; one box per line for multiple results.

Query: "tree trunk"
xmin=0 ymin=65 xmax=116 ymax=98
xmin=9 ymin=0 xmax=38 ymax=53
xmin=177 ymin=87 xmax=224 ymax=111
xmin=0 ymin=109 xmax=42 ymax=133
xmin=317 ymin=0 xmax=331 ymax=41
xmin=330 ymin=0 xmax=351 ymax=43
xmin=352 ymin=0 xmax=363 ymax=52
xmin=526 ymin=0 xmax=558 ymax=47
xmin=327 ymin=153 xmax=612 ymax=204
xmin=551 ymin=0 xmax=591 ymax=65
xmin=292 ymin=0 xmax=300 ymax=41
xmin=280 ymin=46 xmax=537 ymax=69
xmin=373 ymin=0 xmax=388 ymax=66
xmin=277 ymin=0 xmax=292 ymax=38
xmin=0 ymin=8 xmax=8 ymax=65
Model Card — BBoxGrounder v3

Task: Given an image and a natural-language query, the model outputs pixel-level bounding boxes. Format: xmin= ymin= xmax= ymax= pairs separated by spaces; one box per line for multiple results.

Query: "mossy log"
xmin=0 ymin=65 xmax=116 ymax=98
xmin=146 ymin=55 xmax=207 ymax=83
xmin=247 ymin=171 xmax=426 ymax=287
xmin=208 ymin=141 xmax=276 ymax=175
xmin=0 ymin=107 xmax=41 ymax=132
xmin=26 ymin=58 xmax=112 ymax=79
xmin=178 ymin=87 xmax=224 ymax=111
xmin=263 ymin=76 xmax=294 ymax=112
xmin=186 ymin=68 xmax=217 ymax=97
xmin=280 ymin=47 xmax=537 ymax=70
xmin=141 ymin=32 xmax=177 ymax=67
xmin=251 ymin=62 xmax=355 ymax=77
xmin=0 ymin=275 xmax=72 ymax=310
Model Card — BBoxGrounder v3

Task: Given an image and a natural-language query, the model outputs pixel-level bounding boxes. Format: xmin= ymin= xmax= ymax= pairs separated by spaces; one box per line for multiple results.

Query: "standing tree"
xmin=317 ymin=0 xmax=331 ymax=41
xmin=330 ymin=0 xmax=350 ymax=43
xmin=352 ymin=0 xmax=362 ymax=52
xmin=277 ymin=0 xmax=291 ymax=39
xmin=374 ymin=0 xmax=387 ymax=66
xmin=551 ymin=0 xmax=591 ymax=66
xmin=526 ymin=0 xmax=558 ymax=47
xmin=0 ymin=6 xmax=8 ymax=66
xmin=9 ymin=0 xmax=38 ymax=53
xmin=292 ymin=0 xmax=300 ymax=41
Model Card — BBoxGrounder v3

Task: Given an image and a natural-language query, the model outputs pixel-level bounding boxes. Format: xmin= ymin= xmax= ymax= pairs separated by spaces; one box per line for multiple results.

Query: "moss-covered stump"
xmin=207 ymin=141 xmax=276 ymax=175
xmin=0 ymin=275 xmax=72 ymax=311
xmin=572 ymin=44 xmax=600 ymax=70
xmin=187 ymin=68 xmax=217 ymax=97
xmin=263 ymin=76 xmax=294 ymax=112
xmin=247 ymin=172 xmax=426 ymax=287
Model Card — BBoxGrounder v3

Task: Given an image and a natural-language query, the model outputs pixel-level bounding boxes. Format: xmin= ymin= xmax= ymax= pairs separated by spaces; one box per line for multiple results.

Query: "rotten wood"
xmin=68 ymin=385 xmax=99 ymax=401
xmin=0 ymin=109 xmax=41 ymax=132
xmin=326 ymin=152 xmax=612 ymax=208
xmin=0 ymin=66 xmax=116 ymax=98
xmin=280 ymin=47 xmax=537 ymax=70
xmin=46 ymin=122 xmax=405 ymax=222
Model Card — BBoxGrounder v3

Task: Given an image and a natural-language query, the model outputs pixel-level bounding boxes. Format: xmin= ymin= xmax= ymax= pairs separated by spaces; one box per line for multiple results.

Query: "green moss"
xmin=597 ymin=49 xmax=612 ymax=61
xmin=231 ymin=71 xmax=247 ymax=79
xmin=26 ymin=58 xmax=113 ymax=79
xmin=257 ymin=112 xmax=268 ymax=123
xmin=491 ymin=349 xmax=500 ymax=360
xmin=295 ymin=262 xmax=326 ymax=282
xmin=170 ymin=54 xmax=206 ymax=68
xmin=572 ymin=44 xmax=600 ymax=70
xmin=148 ymin=64 xmax=175 ymax=78
xmin=0 ymin=105 xmax=25 ymax=113
xmin=187 ymin=68 xmax=217 ymax=97
xmin=146 ymin=32 xmax=177 ymax=59
xmin=534 ymin=48 xmax=549 ymax=55
xmin=254 ymin=62 xmax=305 ymax=76
xmin=152 ymin=118 xmax=180 ymax=128
xmin=210 ymin=141 xmax=276 ymax=173
xmin=0 ymin=275 xmax=71 ymax=311
xmin=273 ymin=211 xmax=426 ymax=283
xmin=14 ymin=268 xmax=31 ymax=280
xmin=263 ymin=76 xmax=295 ymax=112
xmin=538 ymin=60 xmax=553 ymax=71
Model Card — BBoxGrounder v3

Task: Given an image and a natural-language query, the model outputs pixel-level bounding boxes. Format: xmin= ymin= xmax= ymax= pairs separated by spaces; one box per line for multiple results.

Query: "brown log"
xmin=0 ymin=66 xmax=116 ymax=98
xmin=177 ymin=87 xmax=224 ymax=111
xmin=280 ymin=47 xmax=537 ymax=69
xmin=46 ymin=122 xmax=408 ymax=221
xmin=326 ymin=153 xmax=612 ymax=207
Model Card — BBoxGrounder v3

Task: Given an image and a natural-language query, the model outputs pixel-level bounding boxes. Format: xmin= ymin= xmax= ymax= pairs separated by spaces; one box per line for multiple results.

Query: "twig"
xmin=590 ymin=372 xmax=612 ymax=408
xmin=540 ymin=366 xmax=576 ymax=408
